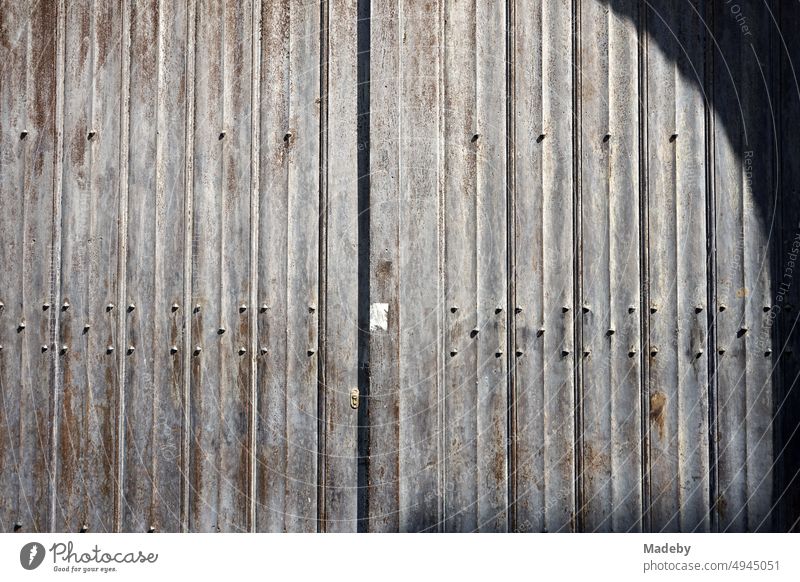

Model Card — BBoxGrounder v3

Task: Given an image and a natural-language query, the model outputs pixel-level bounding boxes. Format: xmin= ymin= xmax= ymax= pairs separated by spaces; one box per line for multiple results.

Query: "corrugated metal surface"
xmin=0 ymin=0 xmax=798 ymax=533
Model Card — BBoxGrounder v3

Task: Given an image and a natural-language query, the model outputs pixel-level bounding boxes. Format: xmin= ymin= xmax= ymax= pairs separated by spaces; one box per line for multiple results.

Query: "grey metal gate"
xmin=1 ymin=0 xmax=798 ymax=533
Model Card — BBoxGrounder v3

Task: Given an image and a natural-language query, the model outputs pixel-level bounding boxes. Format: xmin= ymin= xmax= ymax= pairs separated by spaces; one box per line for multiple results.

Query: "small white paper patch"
xmin=370 ymin=303 xmax=389 ymax=331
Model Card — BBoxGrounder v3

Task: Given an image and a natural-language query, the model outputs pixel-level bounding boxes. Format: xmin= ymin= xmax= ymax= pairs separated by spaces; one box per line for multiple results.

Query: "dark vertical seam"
xmin=317 ymin=0 xmax=329 ymax=533
xmin=768 ymin=0 xmax=780 ymax=533
xmin=572 ymin=0 xmax=583 ymax=533
xmin=638 ymin=0 xmax=651 ymax=533
xmin=773 ymin=0 xmax=784 ymax=532
xmin=705 ymin=0 xmax=719 ymax=534
xmin=114 ymin=0 xmax=132 ymax=533
xmin=505 ymin=0 xmax=517 ymax=534
xmin=356 ymin=0 xmax=372 ymax=533
xmin=180 ymin=0 xmax=197 ymax=533
xmin=248 ymin=0 xmax=262 ymax=533
xmin=49 ymin=0 xmax=67 ymax=533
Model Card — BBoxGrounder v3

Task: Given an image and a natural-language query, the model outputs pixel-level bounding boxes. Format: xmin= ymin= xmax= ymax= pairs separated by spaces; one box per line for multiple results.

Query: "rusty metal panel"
xmin=55 ymin=0 xmax=125 ymax=533
xmin=512 ymin=0 xmax=577 ymax=533
xmin=0 ymin=0 xmax=798 ymax=533
xmin=645 ymin=0 xmax=711 ymax=532
xmin=0 ymin=0 xmax=58 ymax=533
xmin=713 ymin=0 xmax=777 ymax=533
xmin=323 ymin=0 xmax=360 ymax=532
xmin=121 ymin=0 xmax=188 ymax=534
xmin=255 ymin=0 xmax=320 ymax=532
xmin=442 ymin=0 xmax=508 ymax=533
xmin=578 ymin=0 xmax=643 ymax=532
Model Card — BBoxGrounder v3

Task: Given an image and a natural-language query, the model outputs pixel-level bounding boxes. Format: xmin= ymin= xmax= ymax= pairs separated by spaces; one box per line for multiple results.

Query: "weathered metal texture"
xmin=1 ymin=0 xmax=799 ymax=533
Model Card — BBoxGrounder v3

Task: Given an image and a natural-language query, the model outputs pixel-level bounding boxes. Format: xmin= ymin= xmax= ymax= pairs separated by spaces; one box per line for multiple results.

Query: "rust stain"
xmin=649 ymin=391 xmax=667 ymax=441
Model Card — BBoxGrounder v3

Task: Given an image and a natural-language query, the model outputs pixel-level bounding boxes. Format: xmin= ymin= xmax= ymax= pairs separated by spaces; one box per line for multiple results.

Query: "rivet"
xmin=561 ymin=349 xmax=570 ymax=357
xmin=83 ymin=324 xmax=90 ymax=333
xmin=194 ymin=346 xmax=202 ymax=355
xmin=787 ymin=304 xmax=794 ymax=312
xmin=495 ymin=307 xmax=503 ymax=314
xmin=41 ymin=345 xmax=48 ymax=353
xmin=650 ymin=347 xmax=659 ymax=357
xmin=17 ymin=321 xmax=26 ymax=331
xmin=87 ymin=131 xmax=95 ymax=141
xmin=695 ymin=349 xmax=703 ymax=359
xmin=194 ymin=304 xmax=201 ymax=313
xmin=695 ymin=305 xmax=704 ymax=313
xmin=562 ymin=306 xmax=570 ymax=313
xmin=127 ymin=346 xmax=135 ymax=355
xmin=628 ymin=349 xmax=636 ymax=358
xmin=106 ymin=303 xmax=115 ymax=312
xmin=260 ymin=346 xmax=268 ymax=354
xmin=238 ymin=347 xmax=246 ymax=355
xmin=495 ymin=350 xmax=503 ymax=357
xmin=260 ymin=304 xmax=269 ymax=313
xmin=763 ymin=305 xmax=771 ymax=312
xmin=239 ymin=304 xmax=247 ymax=313
xmin=737 ymin=327 xmax=748 ymax=338
xmin=308 ymin=304 xmax=316 ymax=313
xmin=536 ymin=328 xmax=545 ymax=337
xmin=450 ymin=305 xmax=459 ymax=313
xmin=669 ymin=133 xmax=678 ymax=142
xmin=283 ymin=132 xmax=293 ymax=142
xmin=60 ymin=345 xmax=68 ymax=354
xmin=148 ymin=526 xmax=156 ymax=533
xmin=583 ymin=349 xmax=591 ymax=357
xmin=471 ymin=133 xmax=480 ymax=143
xmin=603 ymin=133 xmax=611 ymax=143
xmin=307 ymin=349 xmax=316 ymax=356
xmin=606 ymin=329 xmax=615 ymax=336
xmin=650 ymin=305 xmax=658 ymax=314
xmin=170 ymin=346 xmax=178 ymax=354
xmin=80 ymin=524 xmax=88 ymax=533
xmin=219 ymin=131 xmax=226 ymax=140
xmin=106 ymin=346 xmax=114 ymax=354
xmin=515 ymin=306 xmax=523 ymax=314
xmin=127 ymin=303 xmax=136 ymax=312
xmin=718 ymin=347 xmax=726 ymax=355
xmin=719 ymin=304 xmax=727 ymax=312
xmin=13 ymin=521 xmax=22 ymax=531
xmin=0 ymin=301 xmax=3 ymax=310
xmin=537 ymin=133 xmax=546 ymax=143
xmin=20 ymin=131 xmax=28 ymax=140
xmin=450 ymin=349 xmax=458 ymax=357
xmin=0 ymin=345 xmax=3 ymax=351
xmin=628 ymin=305 xmax=636 ymax=314
xmin=764 ymin=349 xmax=772 ymax=357
xmin=582 ymin=305 xmax=591 ymax=313
xmin=42 ymin=302 xmax=51 ymax=310
xmin=171 ymin=303 xmax=179 ymax=312
xmin=470 ymin=328 xmax=479 ymax=338
xmin=62 ymin=300 xmax=70 ymax=310
xmin=515 ymin=350 xmax=524 ymax=357
xmin=218 ymin=327 xmax=226 ymax=335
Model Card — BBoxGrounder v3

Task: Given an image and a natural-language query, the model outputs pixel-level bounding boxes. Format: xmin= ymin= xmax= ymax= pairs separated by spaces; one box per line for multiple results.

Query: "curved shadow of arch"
xmin=595 ymin=0 xmax=800 ymax=531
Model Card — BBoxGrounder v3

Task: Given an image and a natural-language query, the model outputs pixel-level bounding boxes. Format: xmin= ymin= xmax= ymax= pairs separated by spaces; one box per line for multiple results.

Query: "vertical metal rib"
xmin=505 ymin=0 xmax=517 ymax=533
xmin=572 ymin=0 xmax=584 ymax=532
xmin=248 ymin=0 xmax=262 ymax=533
xmin=180 ymin=0 xmax=197 ymax=533
xmin=317 ymin=0 xmax=330 ymax=533
xmin=704 ymin=0 xmax=719 ymax=533
xmin=49 ymin=0 xmax=67 ymax=534
xmin=637 ymin=0 xmax=651 ymax=533
xmin=114 ymin=0 xmax=132 ymax=533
